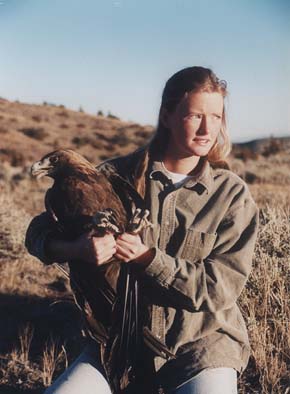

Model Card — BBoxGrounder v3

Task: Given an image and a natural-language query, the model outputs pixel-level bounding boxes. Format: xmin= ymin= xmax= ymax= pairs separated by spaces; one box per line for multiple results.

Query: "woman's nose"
xmin=198 ymin=116 xmax=211 ymax=135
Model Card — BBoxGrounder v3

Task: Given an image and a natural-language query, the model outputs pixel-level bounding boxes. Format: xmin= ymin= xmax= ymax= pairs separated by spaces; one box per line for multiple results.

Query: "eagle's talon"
xmin=93 ymin=210 xmax=121 ymax=234
xmin=127 ymin=208 xmax=153 ymax=234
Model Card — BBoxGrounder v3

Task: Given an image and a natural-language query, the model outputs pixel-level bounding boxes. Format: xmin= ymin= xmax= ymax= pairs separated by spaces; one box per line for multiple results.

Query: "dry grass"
xmin=230 ymin=149 xmax=290 ymax=186
xmin=0 ymin=180 xmax=288 ymax=393
xmin=238 ymin=201 xmax=290 ymax=394
xmin=42 ymin=338 xmax=68 ymax=387
xmin=0 ymin=184 xmax=83 ymax=392
xmin=0 ymin=190 xmax=30 ymax=260
xmin=19 ymin=324 xmax=34 ymax=365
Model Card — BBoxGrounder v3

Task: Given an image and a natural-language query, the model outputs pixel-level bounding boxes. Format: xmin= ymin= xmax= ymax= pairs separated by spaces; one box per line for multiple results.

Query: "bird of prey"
xmin=31 ymin=149 xmax=174 ymax=393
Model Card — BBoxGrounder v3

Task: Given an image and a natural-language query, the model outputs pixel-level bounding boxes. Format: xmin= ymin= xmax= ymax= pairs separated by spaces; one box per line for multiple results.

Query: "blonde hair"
xmin=134 ymin=67 xmax=231 ymax=196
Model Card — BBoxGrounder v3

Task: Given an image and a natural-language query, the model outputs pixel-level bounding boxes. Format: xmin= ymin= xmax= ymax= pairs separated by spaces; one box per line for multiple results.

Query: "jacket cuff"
xmin=144 ymin=247 xmax=175 ymax=286
xmin=36 ymin=231 xmax=57 ymax=265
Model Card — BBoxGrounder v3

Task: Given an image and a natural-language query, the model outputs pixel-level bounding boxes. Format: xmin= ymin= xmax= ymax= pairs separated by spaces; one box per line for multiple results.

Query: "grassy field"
xmin=0 ymin=99 xmax=289 ymax=393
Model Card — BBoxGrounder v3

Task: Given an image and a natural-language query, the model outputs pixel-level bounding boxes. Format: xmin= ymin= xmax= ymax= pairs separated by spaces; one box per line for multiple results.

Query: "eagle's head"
xmin=31 ymin=149 xmax=95 ymax=179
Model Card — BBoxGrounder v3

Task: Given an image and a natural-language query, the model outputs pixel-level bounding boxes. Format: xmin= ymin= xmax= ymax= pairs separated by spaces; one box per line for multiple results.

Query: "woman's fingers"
xmin=115 ymin=233 xmax=149 ymax=262
xmin=116 ymin=238 xmax=137 ymax=254
xmin=76 ymin=233 xmax=115 ymax=265
xmin=115 ymin=243 xmax=134 ymax=262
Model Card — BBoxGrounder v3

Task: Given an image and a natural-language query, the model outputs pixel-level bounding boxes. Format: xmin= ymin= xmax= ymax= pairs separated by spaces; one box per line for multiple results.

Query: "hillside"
xmin=1 ymin=97 xmax=290 ymax=168
xmin=0 ymin=97 xmax=153 ymax=167
xmin=1 ymin=97 xmax=290 ymax=212
xmin=234 ymin=136 xmax=290 ymax=152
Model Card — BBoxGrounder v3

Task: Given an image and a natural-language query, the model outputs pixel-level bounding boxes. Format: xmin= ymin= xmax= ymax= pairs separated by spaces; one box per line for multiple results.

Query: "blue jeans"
xmin=44 ymin=343 xmax=111 ymax=394
xmin=169 ymin=367 xmax=237 ymax=394
xmin=45 ymin=343 xmax=237 ymax=394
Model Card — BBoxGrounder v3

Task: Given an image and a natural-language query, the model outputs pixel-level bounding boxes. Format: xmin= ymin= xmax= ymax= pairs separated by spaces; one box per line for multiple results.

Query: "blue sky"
xmin=0 ymin=0 xmax=289 ymax=142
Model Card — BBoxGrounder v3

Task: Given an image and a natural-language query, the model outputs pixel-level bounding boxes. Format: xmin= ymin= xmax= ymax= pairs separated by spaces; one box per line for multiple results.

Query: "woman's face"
xmin=164 ymin=90 xmax=224 ymax=159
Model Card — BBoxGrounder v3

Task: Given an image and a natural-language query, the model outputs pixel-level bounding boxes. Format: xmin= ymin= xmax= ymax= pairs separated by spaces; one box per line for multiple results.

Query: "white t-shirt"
xmin=161 ymin=162 xmax=195 ymax=187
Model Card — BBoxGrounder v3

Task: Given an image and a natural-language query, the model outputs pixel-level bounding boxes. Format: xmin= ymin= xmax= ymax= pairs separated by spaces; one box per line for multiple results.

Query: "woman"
xmin=25 ymin=66 xmax=259 ymax=394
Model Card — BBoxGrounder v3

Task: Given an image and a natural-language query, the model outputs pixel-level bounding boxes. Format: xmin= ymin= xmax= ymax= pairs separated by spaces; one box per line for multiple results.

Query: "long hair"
xmin=134 ymin=67 xmax=231 ymax=197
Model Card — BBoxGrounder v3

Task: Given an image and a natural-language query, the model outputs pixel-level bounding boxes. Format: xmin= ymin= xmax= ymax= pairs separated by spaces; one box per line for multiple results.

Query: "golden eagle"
xmin=31 ymin=149 xmax=173 ymax=393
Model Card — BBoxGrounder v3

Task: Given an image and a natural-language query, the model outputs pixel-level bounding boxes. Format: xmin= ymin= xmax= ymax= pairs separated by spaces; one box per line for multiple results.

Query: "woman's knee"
xmin=44 ymin=345 xmax=111 ymax=394
xmin=171 ymin=367 xmax=237 ymax=394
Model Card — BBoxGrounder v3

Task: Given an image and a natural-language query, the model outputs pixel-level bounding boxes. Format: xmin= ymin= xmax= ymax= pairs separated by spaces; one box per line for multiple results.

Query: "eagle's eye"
xmin=50 ymin=156 xmax=59 ymax=165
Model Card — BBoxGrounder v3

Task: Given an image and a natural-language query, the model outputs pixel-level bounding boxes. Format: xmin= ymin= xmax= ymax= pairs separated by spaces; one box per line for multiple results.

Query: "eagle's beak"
xmin=31 ymin=158 xmax=52 ymax=179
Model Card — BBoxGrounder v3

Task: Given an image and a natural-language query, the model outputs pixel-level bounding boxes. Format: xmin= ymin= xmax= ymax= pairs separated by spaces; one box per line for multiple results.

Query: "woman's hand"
xmin=73 ymin=233 xmax=116 ymax=265
xmin=45 ymin=233 xmax=116 ymax=266
xmin=115 ymin=232 xmax=152 ymax=265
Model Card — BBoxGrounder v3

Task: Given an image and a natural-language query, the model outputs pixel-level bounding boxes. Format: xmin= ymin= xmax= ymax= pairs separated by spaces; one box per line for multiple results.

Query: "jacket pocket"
xmin=180 ymin=228 xmax=217 ymax=262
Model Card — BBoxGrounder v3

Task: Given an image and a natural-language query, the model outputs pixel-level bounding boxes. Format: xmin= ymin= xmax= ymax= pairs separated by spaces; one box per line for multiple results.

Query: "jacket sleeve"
xmin=142 ymin=191 xmax=259 ymax=313
xmin=25 ymin=211 xmax=62 ymax=265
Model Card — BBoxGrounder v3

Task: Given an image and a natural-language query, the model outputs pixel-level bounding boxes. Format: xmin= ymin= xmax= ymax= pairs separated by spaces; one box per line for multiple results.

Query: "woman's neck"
xmin=162 ymin=154 xmax=201 ymax=175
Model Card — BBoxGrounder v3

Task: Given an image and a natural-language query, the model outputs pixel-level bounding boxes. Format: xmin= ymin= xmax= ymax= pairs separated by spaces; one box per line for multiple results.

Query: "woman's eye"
xmin=186 ymin=114 xmax=202 ymax=120
xmin=213 ymin=114 xmax=222 ymax=120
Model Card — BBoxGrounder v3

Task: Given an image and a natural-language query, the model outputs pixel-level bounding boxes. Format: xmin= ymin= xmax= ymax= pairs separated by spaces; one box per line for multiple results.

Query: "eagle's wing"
xmin=45 ymin=188 xmax=60 ymax=224
xmin=48 ymin=173 xmax=127 ymax=239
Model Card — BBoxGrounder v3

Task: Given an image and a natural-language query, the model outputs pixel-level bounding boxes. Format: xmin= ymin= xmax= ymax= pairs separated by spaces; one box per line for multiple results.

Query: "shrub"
xmin=94 ymin=132 xmax=109 ymax=142
xmin=72 ymin=136 xmax=89 ymax=147
xmin=19 ymin=127 xmax=48 ymax=141
xmin=105 ymin=144 xmax=115 ymax=152
xmin=261 ymin=138 xmax=283 ymax=157
xmin=134 ymin=129 xmax=150 ymax=140
xmin=107 ymin=111 xmax=119 ymax=120
xmin=57 ymin=110 xmax=69 ymax=118
xmin=0 ymin=126 xmax=8 ymax=134
xmin=99 ymin=154 xmax=110 ymax=161
xmin=109 ymin=134 xmax=130 ymax=147
xmin=71 ymin=136 xmax=98 ymax=149
xmin=244 ymin=171 xmax=259 ymax=184
xmin=0 ymin=148 xmax=26 ymax=167
xmin=31 ymin=115 xmax=42 ymax=122
xmin=233 ymin=148 xmax=259 ymax=161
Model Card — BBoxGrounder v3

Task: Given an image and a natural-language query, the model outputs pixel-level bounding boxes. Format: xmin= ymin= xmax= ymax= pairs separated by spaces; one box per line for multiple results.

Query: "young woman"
xmin=25 ymin=66 xmax=259 ymax=394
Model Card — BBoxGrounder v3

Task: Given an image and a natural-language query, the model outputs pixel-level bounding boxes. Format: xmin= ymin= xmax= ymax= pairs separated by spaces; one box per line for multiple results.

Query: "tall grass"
xmin=42 ymin=339 xmax=68 ymax=387
xmin=239 ymin=200 xmax=290 ymax=393
xmin=19 ymin=324 xmax=34 ymax=365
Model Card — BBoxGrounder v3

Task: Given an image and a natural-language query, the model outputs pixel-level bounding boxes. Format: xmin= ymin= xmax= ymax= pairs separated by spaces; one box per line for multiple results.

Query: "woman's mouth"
xmin=193 ymin=138 xmax=210 ymax=146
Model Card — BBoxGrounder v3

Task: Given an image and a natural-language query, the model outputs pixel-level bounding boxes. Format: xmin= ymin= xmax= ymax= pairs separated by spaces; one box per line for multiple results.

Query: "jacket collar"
xmin=100 ymin=148 xmax=214 ymax=194
xmin=149 ymin=158 xmax=214 ymax=194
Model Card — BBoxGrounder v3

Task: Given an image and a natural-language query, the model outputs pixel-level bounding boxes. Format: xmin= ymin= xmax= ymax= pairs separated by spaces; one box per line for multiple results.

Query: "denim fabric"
xmin=44 ymin=343 xmax=111 ymax=394
xmin=44 ymin=341 xmax=237 ymax=394
xmin=170 ymin=367 xmax=237 ymax=394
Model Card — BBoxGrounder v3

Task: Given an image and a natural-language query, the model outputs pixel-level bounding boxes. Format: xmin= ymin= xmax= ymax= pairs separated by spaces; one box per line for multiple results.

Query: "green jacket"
xmin=25 ymin=148 xmax=259 ymax=391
